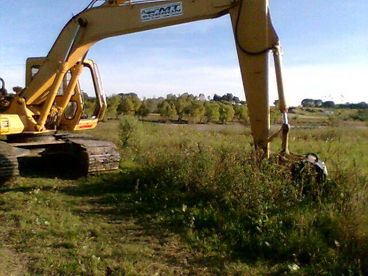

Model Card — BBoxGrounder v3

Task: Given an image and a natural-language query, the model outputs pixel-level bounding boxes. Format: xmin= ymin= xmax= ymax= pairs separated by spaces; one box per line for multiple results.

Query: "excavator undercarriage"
xmin=0 ymin=133 xmax=120 ymax=182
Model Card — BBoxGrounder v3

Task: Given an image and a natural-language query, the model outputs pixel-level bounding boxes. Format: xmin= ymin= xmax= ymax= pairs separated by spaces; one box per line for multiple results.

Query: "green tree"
xmin=106 ymin=95 xmax=121 ymax=119
xmin=188 ymin=100 xmax=205 ymax=124
xmin=137 ymin=101 xmax=150 ymax=119
xmin=117 ymin=94 xmax=142 ymax=115
xmin=166 ymin=94 xmax=177 ymax=103
xmin=147 ymin=98 xmax=164 ymax=113
xmin=219 ymin=103 xmax=234 ymax=124
xmin=235 ymin=104 xmax=249 ymax=124
xmin=159 ymin=101 xmax=177 ymax=121
xmin=82 ymin=98 xmax=97 ymax=118
xmin=204 ymin=102 xmax=220 ymax=123
xmin=131 ymin=97 xmax=142 ymax=112
xmin=175 ymin=96 xmax=190 ymax=121
xmin=120 ymin=97 xmax=135 ymax=115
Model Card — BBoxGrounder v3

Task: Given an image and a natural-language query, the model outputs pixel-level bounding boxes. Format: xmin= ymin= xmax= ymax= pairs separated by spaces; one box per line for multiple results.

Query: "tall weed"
xmin=118 ymin=118 xmax=368 ymax=274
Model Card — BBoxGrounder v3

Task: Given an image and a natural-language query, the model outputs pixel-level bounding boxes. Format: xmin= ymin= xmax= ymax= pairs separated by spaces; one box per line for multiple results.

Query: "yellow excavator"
xmin=0 ymin=0 xmax=327 ymax=180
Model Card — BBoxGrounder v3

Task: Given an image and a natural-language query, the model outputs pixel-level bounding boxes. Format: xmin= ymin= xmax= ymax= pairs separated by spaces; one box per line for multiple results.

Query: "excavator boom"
xmin=4 ymin=0 xmax=281 ymax=155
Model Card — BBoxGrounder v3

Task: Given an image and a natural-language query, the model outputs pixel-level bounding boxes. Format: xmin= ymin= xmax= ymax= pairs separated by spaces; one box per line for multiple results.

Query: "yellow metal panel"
xmin=26 ymin=57 xmax=46 ymax=86
xmin=213 ymin=0 xmax=234 ymax=8
xmin=74 ymin=119 xmax=98 ymax=131
xmin=0 ymin=115 xmax=25 ymax=135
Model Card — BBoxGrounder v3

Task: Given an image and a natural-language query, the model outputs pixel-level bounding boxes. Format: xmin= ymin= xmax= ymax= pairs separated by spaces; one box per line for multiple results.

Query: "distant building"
xmin=324 ymin=110 xmax=334 ymax=115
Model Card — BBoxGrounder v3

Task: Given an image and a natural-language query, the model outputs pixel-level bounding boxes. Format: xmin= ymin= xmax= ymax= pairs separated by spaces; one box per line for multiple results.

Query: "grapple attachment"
xmin=273 ymin=122 xmax=328 ymax=183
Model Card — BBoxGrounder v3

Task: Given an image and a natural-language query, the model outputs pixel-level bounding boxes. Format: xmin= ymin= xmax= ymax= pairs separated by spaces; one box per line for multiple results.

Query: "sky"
xmin=0 ymin=0 xmax=367 ymax=106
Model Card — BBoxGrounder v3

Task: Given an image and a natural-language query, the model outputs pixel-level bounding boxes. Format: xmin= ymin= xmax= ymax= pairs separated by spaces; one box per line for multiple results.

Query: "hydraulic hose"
xmin=234 ymin=0 xmax=275 ymax=56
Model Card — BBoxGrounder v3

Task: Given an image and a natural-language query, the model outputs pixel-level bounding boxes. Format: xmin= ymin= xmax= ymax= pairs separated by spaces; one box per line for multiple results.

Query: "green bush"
xmin=119 ymin=115 xmax=142 ymax=148
xmin=350 ymin=109 xmax=368 ymax=122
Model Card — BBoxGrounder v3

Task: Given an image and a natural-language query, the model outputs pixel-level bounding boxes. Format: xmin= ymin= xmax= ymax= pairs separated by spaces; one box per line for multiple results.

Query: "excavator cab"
xmin=0 ymin=59 xmax=118 ymax=181
xmin=25 ymin=58 xmax=107 ymax=132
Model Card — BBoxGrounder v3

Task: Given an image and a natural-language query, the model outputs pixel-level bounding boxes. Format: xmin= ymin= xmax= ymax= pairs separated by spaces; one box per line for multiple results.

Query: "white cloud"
xmin=0 ymin=65 xmax=26 ymax=90
xmin=100 ymin=63 xmax=243 ymax=99
xmin=276 ymin=63 xmax=368 ymax=106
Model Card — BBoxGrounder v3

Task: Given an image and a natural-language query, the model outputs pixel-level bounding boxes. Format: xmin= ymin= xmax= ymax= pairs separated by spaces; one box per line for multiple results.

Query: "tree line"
xmin=301 ymin=99 xmax=368 ymax=109
xmin=83 ymin=92 xmax=368 ymax=125
xmin=101 ymin=93 xmax=249 ymax=124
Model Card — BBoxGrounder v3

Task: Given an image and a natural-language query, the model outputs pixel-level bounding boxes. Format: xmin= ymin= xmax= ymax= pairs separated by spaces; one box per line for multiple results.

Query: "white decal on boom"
xmin=141 ymin=2 xmax=183 ymax=22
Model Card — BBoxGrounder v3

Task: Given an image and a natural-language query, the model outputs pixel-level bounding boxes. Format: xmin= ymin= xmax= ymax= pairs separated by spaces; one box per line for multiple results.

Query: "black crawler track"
xmin=65 ymin=136 xmax=120 ymax=175
xmin=0 ymin=135 xmax=120 ymax=181
xmin=0 ymin=141 xmax=19 ymax=181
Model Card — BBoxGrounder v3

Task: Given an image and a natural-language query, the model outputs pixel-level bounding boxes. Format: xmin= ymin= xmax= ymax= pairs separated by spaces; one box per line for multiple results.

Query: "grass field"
xmin=0 ymin=116 xmax=367 ymax=275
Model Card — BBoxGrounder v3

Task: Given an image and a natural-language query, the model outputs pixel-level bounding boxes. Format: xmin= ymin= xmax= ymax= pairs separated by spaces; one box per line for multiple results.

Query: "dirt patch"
xmin=0 ymin=247 xmax=27 ymax=276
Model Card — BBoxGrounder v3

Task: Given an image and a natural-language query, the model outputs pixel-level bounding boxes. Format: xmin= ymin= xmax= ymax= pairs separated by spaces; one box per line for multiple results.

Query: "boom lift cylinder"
xmin=37 ymin=62 xmax=69 ymax=131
